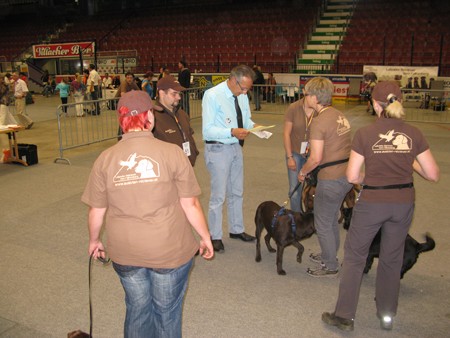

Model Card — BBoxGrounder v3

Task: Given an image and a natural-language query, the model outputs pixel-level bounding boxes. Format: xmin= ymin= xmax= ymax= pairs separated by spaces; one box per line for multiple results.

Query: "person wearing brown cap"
xmin=322 ymin=81 xmax=439 ymax=332
xmin=82 ymin=90 xmax=213 ymax=338
xmin=153 ymin=75 xmax=199 ymax=166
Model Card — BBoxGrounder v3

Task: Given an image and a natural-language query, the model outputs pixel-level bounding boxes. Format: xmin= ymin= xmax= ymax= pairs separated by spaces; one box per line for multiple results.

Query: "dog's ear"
xmin=68 ymin=330 xmax=91 ymax=338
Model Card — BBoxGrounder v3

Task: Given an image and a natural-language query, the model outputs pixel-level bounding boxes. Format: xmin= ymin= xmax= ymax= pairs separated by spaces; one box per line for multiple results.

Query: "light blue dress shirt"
xmin=202 ymin=80 xmax=255 ymax=143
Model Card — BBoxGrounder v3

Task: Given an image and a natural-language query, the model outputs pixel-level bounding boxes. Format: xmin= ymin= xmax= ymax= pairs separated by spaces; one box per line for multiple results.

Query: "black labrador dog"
xmin=343 ymin=208 xmax=435 ymax=279
xmin=255 ymin=201 xmax=315 ymax=275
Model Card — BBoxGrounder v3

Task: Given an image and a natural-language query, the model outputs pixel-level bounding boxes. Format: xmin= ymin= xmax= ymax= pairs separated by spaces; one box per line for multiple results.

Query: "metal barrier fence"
xmin=54 ymin=97 xmax=119 ymax=164
xmin=54 ymin=85 xmax=449 ymax=164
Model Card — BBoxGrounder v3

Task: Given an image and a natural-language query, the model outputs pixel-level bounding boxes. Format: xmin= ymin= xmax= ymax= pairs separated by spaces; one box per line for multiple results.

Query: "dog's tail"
xmin=417 ymin=232 xmax=436 ymax=254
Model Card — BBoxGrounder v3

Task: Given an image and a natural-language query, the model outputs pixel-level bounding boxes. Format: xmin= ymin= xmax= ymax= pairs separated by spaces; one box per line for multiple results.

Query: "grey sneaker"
xmin=309 ymin=252 xmax=323 ymax=264
xmin=322 ymin=312 xmax=354 ymax=331
xmin=306 ymin=266 xmax=339 ymax=278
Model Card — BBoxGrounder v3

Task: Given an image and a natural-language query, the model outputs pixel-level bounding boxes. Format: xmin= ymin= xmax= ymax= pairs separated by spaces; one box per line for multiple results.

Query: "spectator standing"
xmin=283 ymin=97 xmax=315 ymax=212
xmin=266 ymin=72 xmax=277 ymax=103
xmin=0 ymin=74 xmax=18 ymax=126
xmin=202 ymin=65 xmax=257 ymax=252
xmin=115 ymin=72 xmax=140 ymax=140
xmin=12 ymin=72 xmax=33 ymax=129
xmin=55 ymin=77 xmax=71 ymax=114
xmin=141 ymin=71 xmax=154 ymax=99
xmin=87 ymin=64 xmax=101 ymax=115
xmin=112 ymin=74 xmax=121 ymax=88
xmin=178 ymin=61 xmax=191 ymax=115
xmin=102 ymin=72 xmax=112 ymax=89
xmin=154 ymin=75 xmax=199 ymax=166
xmin=252 ymin=65 xmax=265 ymax=111
xmin=297 ymin=77 xmax=352 ymax=277
xmin=70 ymin=73 xmax=86 ymax=117
xmin=82 ymin=90 xmax=213 ymax=338
xmin=322 ymin=81 xmax=439 ymax=332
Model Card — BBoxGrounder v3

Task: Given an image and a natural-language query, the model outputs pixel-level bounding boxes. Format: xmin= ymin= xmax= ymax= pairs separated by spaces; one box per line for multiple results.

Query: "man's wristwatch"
xmin=230 ymin=128 xmax=234 ymax=137
xmin=299 ymin=170 xmax=306 ymax=177
xmin=286 ymin=155 xmax=293 ymax=160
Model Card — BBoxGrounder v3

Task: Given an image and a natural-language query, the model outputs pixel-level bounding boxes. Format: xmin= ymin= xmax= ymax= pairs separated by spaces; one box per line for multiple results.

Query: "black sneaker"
xmin=322 ymin=312 xmax=354 ymax=331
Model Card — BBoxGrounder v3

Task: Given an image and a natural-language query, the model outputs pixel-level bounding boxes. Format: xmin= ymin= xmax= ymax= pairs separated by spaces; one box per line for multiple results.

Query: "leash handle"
xmin=288 ymin=181 xmax=302 ymax=199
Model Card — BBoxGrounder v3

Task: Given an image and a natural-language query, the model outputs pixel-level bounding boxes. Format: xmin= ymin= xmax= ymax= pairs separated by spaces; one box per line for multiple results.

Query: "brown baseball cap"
xmin=372 ymin=81 xmax=403 ymax=103
xmin=157 ymin=75 xmax=185 ymax=91
xmin=118 ymin=90 xmax=162 ymax=116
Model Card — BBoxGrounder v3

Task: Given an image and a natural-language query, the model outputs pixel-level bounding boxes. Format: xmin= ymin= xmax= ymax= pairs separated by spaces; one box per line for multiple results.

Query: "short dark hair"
xmin=179 ymin=60 xmax=186 ymax=67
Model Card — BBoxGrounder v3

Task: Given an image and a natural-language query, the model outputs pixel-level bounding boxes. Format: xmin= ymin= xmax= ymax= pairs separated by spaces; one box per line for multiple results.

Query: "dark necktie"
xmin=233 ymin=95 xmax=244 ymax=147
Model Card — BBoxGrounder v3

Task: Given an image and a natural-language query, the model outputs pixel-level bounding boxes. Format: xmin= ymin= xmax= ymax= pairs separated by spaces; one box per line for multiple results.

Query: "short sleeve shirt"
xmin=284 ymin=98 xmax=311 ymax=154
xmin=81 ymin=131 xmax=201 ymax=269
xmin=309 ymin=106 xmax=351 ymax=179
xmin=353 ymin=118 xmax=429 ymax=203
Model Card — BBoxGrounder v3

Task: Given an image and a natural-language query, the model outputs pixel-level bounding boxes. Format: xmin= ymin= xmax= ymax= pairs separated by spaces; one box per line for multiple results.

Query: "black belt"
xmin=205 ymin=141 xmax=224 ymax=144
xmin=362 ymin=183 xmax=414 ymax=190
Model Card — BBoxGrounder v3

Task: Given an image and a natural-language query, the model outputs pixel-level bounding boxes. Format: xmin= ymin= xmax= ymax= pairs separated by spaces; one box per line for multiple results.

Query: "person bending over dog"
xmin=322 ymin=81 xmax=439 ymax=332
xmin=297 ymin=77 xmax=353 ymax=278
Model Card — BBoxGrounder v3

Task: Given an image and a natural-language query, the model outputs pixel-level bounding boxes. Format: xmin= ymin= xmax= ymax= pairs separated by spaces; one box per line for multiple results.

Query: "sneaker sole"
xmin=322 ymin=313 xmax=354 ymax=331
xmin=306 ymin=269 xmax=339 ymax=278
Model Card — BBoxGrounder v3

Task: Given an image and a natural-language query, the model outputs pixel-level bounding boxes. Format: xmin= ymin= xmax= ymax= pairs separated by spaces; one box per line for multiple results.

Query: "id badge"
xmin=182 ymin=141 xmax=191 ymax=156
xmin=300 ymin=141 xmax=309 ymax=155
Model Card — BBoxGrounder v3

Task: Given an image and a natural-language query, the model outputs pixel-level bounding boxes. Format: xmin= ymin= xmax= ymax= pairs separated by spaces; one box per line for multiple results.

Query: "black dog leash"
xmin=283 ymin=181 xmax=302 ymax=206
xmin=362 ymin=182 xmax=413 ymax=190
xmin=88 ymin=251 xmax=110 ymax=337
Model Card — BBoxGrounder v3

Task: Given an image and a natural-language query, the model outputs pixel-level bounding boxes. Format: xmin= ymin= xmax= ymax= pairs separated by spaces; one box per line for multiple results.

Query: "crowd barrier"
xmin=54 ymin=85 xmax=449 ymax=164
xmin=54 ymin=97 xmax=119 ymax=164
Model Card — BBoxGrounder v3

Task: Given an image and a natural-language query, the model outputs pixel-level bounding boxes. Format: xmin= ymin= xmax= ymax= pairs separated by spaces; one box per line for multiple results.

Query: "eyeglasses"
xmin=236 ymin=79 xmax=250 ymax=92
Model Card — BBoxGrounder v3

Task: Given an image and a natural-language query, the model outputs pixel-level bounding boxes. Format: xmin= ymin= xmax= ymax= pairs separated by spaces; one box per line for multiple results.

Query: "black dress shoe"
xmin=229 ymin=232 xmax=256 ymax=242
xmin=212 ymin=239 xmax=224 ymax=252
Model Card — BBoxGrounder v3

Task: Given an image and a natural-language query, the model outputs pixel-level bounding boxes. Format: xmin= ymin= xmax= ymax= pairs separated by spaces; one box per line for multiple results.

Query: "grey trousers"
xmin=314 ymin=176 xmax=352 ymax=270
xmin=334 ymin=201 xmax=414 ymax=320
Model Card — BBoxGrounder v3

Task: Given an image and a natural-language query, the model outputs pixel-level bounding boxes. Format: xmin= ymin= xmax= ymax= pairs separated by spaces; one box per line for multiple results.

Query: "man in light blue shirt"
xmin=202 ymin=65 xmax=257 ymax=252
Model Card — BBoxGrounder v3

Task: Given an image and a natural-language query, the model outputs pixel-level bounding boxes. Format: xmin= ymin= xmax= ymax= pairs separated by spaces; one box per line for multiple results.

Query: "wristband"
xmin=286 ymin=155 xmax=293 ymax=160
xmin=230 ymin=128 xmax=234 ymax=137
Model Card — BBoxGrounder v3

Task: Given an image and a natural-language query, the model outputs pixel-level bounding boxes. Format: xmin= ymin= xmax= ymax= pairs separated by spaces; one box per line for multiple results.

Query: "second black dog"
xmin=343 ymin=209 xmax=436 ymax=279
xmin=255 ymin=201 xmax=315 ymax=275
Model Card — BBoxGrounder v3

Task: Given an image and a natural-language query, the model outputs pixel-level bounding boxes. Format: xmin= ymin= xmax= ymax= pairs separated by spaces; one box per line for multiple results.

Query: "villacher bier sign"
xmin=32 ymin=42 xmax=95 ymax=59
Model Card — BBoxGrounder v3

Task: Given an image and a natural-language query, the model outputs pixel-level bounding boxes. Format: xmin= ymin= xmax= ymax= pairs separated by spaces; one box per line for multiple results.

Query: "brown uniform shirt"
xmin=310 ymin=106 xmax=351 ymax=180
xmin=153 ymin=103 xmax=199 ymax=166
xmin=353 ymin=117 xmax=429 ymax=203
xmin=284 ymin=98 xmax=312 ymax=154
xmin=81 ymin=131 xmax=200 ymax=269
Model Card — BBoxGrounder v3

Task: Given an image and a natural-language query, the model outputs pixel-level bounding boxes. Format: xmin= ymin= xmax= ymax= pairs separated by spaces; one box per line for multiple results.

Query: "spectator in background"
xmin=70 ymin=73 xmax=86 ymax=117
xmin=178 ymin=61 xmax=191 ymax=115
xmin=158 ymin=66 xmax=168 ymax=80
xmin=103 ymin=72 xmax=112 ymax=89
xmin=266 ymin=72 xmax=277 ymax=103
xmin=115 ymin=72 xmax=140 ymax=140
xmin=112 ymin=74 xmax=121 ymax=88
xmin=154 ymin=75 xmax=199 ymax=166
xmin=0 ymin=73 xmax=18 ymax=126
xmin=12 ymin=72 xmax=33 ymax=129
xmin=55 ymin=77 xmax=71 ymax=114
xmin=87 ymin=64 xmax=101 ymax=115
xmin=141 ymin=71 xmax=154 ymax=99
xmin=252 ymin=65 xmax=265 ymax=111
xmin=82 ymin=90 xmax=213 ymax=338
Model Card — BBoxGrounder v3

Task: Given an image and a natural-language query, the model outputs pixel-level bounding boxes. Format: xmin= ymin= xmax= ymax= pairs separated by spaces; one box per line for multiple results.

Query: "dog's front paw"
xmin=297 ymin=256 xmax=302 ymax=263
xmin=268 ymin=248 xmax=276 ymax=253
xmin=277 ymin=269 xmax=286 ymax=275
xmin=255 ymin=255 xmax=262 ymax=262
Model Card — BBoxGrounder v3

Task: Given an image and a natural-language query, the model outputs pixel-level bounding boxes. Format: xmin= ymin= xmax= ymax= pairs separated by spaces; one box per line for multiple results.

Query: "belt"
xmin=205 ymin=141 xmax=224 ymax=144
xmin=362 ymin=183 xmax=414 ymax=190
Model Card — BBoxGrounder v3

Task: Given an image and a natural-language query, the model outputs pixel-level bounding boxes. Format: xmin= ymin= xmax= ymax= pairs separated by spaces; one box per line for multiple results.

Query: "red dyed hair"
xmin=118 ymin=106 xmax=151 ymax=132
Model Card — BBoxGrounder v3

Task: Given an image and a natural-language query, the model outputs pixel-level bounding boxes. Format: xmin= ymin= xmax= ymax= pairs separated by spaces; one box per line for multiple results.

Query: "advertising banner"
xmin=32 ymin=42 xmax=95 ymax=59
xmin=362 ymin=65 xmax=439 ymax=89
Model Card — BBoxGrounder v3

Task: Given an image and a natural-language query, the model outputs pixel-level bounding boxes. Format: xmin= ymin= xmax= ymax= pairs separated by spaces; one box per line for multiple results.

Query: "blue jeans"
xmin=204 ymin=143 xmax=244 ymax=239
xmin=286 ymin=152 xmax=306 ymax=212
xmin=113 ymin=259 xmax=194 ymax=338
xmin=314 ymin=177 xmax=352 ymax=270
